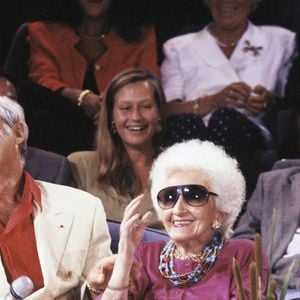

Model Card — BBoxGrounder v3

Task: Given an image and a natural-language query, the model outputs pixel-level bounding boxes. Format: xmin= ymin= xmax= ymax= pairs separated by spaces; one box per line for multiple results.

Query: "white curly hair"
xmin=149 ymin=140 xmax=246 ymax=238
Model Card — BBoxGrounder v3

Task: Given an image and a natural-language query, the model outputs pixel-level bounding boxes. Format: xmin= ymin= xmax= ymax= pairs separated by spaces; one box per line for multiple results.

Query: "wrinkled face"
xmin=112 ymin=81 xmax=160 ymax=150
xmin=156 ymin=169 xmax=221 ymax=245
xmin=0 ymin=77 xmax=17 ymax=100
xmin=78 ymin=0 xmax=113 ymax=18
xmin=0 ymin=120 xmax=21 ymax=173
xmin=207 ymin=0 xmax=255 ymax=29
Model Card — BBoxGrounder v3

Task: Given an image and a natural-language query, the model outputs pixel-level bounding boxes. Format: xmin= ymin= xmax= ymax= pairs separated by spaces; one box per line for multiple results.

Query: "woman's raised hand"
xmin=118 ymin=195 xmax=153 ymax=257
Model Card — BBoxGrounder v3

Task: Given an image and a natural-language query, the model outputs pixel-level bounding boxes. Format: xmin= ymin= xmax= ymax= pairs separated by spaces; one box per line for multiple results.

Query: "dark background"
xmin=1 ymin=0 xmax=300 ymax=65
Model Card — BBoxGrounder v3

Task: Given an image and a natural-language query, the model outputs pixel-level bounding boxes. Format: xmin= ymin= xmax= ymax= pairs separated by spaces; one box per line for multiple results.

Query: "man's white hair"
xmin=149 ymin=140 xmax=246 ymax=238
xmin=0 ymin=96 xmax=28 ymax=167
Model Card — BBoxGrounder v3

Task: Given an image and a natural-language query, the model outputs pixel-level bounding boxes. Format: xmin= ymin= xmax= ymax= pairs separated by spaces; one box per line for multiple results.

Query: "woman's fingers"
xmin=121 ymin=195 xmax=153 ymax=233
xmin=122 ymin=194 xmax=144 ymax=222
xmin=246 ymin=95 xmax=267 ymax=115
xmin=140 ymin=211 xmax=153 ymax=228
xmin=125 ymin=194 xmax=144 ymax=211
xmin=224 ymin=82 xmax=251 ymax=107
xmin=231 ymin=82 xmax=252 ymax=97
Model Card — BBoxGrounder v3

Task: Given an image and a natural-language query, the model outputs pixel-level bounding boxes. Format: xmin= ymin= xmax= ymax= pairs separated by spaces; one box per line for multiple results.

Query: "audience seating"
xmin=107 ymin=219 xmax=169 ymax=253
xmin=4 ymin=22 xmax=29 ymax=81
xmin=272 ymin=158 xmax=300 ymax=170
xmin=24 ymin=146 xmax=72 ymax=185
xmin=4 ymin=22 xmax=299 ymax=186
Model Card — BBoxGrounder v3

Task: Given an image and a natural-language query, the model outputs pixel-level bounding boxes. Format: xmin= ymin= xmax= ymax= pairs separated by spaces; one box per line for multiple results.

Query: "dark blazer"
xmin=233 ymin=167 xmax=300 ymax=288
xmin=24 ymin=146 xmax=71 ymax=185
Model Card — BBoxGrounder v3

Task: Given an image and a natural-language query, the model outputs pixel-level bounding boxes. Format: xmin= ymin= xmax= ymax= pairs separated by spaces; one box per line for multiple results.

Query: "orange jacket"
xmin=27 ymin=21 xmax=160 ymax=93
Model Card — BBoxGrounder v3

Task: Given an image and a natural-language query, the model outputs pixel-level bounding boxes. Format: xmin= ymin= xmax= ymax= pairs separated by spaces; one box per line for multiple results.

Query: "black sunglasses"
xmin=157 ymin=184 xmax=218 ymax=210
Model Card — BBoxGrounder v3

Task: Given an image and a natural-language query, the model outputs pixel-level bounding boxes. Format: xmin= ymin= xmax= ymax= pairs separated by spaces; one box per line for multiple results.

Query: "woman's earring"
xmin=111 ymin=121 xmax=117 ymax=134
xmin=156 ymin=117 xmax=162 ymax=133
xmin=211 ymin=219 xmax=222 ymax=231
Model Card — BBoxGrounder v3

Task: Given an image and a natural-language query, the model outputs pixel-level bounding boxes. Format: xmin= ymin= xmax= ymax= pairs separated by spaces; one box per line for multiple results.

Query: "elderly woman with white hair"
xmin=97 ymin=140 xmax=268 ymax=299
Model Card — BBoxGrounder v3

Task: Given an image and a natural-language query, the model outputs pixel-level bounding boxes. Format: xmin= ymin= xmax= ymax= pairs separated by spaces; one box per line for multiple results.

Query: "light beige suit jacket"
xmin=0 ymin=181 xmax=112 ymax=299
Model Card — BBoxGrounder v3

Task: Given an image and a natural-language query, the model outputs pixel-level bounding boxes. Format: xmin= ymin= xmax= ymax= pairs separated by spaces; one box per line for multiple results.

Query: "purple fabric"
xmin=98 ymin=239 xmax=269 ymax=299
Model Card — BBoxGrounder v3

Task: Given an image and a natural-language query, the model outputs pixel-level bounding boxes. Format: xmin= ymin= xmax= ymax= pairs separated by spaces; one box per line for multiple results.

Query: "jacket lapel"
xmin=0 ymin=203 xmax=74 ymax=298
xmin=33 ymin=203 xmax=74 ymax=294
xmin=194 ymin=23 xmax=266 ymax=87
xmin=269 ymin=173 xmax=300 ymax=264
xmin=193 ymin=27 xmax=240 ymax=83
xmin=231 ymin=22 xmax=265 ymax=82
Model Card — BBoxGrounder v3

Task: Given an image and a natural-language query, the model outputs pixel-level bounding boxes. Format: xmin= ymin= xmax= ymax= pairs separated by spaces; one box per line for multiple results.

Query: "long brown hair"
xmin=96 ymin=68 xmax=166 ymax=198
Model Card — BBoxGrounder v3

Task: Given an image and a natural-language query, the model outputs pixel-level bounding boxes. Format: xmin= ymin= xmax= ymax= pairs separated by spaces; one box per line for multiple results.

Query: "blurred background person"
xmin=0 ymin=95 xmax=112 ymax=299
xmin=97 ymin=140 xmax=268 ymax=299
xmin=10 ymin=0 xmax=159 ymax=155
xmin=160 ymin=0 xmax=297 ymax=194
xmin=68 ymin=68 xmax=166 ymax=229
xmin=27 ymin=0 xmax=159 ymax=108
xmin=233 ymin=162 xmax=300 ymax=298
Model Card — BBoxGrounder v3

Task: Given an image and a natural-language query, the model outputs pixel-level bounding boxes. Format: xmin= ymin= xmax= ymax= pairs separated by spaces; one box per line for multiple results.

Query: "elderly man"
xmin=0 ymin=95 xmax=112 ymax=298
xmin=233 ymin=164 xmax=300 ymax=299
xmin=0 ymin=71 xmax=71 ymax=185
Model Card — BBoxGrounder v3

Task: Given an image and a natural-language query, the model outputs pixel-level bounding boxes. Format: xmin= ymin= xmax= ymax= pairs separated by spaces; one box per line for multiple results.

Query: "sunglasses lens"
xmin=157 ymin=185 xmax=211 ymax=209
xmin=182 ymin=185 xmax=208 ymax=206
xmin=157 ymin=187 xmax=178 ymax=209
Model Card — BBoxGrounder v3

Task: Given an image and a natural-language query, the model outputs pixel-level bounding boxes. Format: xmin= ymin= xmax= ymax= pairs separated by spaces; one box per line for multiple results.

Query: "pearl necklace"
xmin=158 ymin=234 xmax=224 ymax=286
xmin=215 ymin=39 xmax=237 ymax=49
xmin=208 ymin=27 xmax=238 ymax=48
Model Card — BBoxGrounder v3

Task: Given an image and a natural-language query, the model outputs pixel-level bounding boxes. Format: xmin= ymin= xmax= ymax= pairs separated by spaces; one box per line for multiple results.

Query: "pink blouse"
xmin=98 ymin=239 xmax=269 ymax=299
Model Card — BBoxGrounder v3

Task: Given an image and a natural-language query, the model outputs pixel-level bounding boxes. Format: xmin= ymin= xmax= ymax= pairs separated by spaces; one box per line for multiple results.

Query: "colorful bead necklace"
xmin=158 ymin=234 xmax=224 ymax=286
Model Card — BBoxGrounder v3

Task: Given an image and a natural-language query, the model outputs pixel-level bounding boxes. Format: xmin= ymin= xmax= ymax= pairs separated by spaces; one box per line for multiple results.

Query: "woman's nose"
xmin=172 ymin=195 xmax=188 ymax=214
xmin=131 ymin=107 xmax=142 ymax=120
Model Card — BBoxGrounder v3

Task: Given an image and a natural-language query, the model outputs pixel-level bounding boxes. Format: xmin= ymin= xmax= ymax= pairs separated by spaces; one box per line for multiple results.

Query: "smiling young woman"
xmin=67 ymin=68 xmax=166 ymax=228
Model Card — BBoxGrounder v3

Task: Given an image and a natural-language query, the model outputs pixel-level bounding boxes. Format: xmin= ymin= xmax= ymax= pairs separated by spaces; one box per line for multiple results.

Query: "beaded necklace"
xmin=158 ymin=234 xmax=224 ymax=286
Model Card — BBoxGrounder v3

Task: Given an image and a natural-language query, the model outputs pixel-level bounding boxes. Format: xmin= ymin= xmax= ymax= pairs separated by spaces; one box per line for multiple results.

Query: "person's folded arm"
xmin=27 ymin=33 xmax=68 ymax=92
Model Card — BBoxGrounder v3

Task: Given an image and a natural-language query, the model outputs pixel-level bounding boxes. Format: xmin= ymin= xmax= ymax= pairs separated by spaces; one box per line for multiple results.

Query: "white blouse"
xmin=161 ymin=22 xmax=297 ymax=109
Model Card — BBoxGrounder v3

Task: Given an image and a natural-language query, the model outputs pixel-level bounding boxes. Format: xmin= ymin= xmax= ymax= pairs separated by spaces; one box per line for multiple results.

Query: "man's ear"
xmin=13 ymin=122 xmax=27 ymax=146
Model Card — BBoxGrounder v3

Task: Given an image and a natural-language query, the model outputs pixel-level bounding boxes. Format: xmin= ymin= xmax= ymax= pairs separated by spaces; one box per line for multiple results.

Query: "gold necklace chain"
xmin=173 ymin=247 xmax=205 ymax=263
